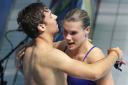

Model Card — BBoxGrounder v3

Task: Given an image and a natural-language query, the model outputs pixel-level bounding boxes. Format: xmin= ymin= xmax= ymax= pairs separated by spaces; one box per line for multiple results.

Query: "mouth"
xmin=67 ymin=42 xmax=75 ymax=45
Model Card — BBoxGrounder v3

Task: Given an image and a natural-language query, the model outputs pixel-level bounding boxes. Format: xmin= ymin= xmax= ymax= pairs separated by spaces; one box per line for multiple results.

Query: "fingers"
xmin=107 ymin=47 xmax=123 ymax=60
xmin=16 ymin=46 xmax=26 ymax=60
xmin=119 ymin=60 xmax=126 ymax=65
xmin=108 ymin=47 xmax=125 ymax=71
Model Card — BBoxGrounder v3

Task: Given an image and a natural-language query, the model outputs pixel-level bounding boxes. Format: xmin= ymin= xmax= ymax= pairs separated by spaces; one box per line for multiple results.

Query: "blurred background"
xmin=0 ymin=0 xmax=128 ymax=85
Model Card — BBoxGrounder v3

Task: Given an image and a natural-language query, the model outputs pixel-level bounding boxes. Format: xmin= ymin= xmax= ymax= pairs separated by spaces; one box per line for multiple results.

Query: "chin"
xmin=55 ymin=26 xmax=59 ymax=32
xmin=67 ymin=46 xmax=77 ymax=50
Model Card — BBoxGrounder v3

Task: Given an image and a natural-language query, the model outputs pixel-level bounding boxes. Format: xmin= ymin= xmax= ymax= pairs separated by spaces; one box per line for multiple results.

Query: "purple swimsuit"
xmin=67 ymin=46 xmax=96 ymax=85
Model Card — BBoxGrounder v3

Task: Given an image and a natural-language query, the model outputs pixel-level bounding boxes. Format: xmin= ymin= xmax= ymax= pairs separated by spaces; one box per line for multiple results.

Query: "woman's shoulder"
xmin=86 ymin=46 xmax=105 ymax=63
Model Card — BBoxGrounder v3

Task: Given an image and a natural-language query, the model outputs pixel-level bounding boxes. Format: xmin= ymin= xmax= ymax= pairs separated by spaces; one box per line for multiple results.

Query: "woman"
xmin=55 ymin=8 xmax=114 ymax=85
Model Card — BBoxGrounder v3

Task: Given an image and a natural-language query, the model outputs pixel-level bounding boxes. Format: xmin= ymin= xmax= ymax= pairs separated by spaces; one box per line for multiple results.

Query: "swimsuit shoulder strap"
xmin=83 ymin=45 xmax=96 ymax=61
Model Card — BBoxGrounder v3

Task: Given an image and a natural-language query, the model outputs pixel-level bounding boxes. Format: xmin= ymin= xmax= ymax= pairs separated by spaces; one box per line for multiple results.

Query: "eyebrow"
xmin=43 ymin=9 xmax=51 ymax=15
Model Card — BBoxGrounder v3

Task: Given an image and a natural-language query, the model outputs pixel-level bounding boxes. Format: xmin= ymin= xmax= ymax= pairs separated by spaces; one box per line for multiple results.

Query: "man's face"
xmin=63 ymin=21 xmax=89 ymax=50
xmin=43 ymin=9 xmax=59 ymax=35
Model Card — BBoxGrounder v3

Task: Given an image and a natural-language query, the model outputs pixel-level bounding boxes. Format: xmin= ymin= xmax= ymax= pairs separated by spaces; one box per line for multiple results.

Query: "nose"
xmin=54 ymin=14 xmax=57 ymax=19
xmin=65 ymin=34 xmax=72 ymax=40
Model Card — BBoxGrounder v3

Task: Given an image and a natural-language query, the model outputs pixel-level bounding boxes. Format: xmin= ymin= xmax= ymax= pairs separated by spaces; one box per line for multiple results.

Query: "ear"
xmin=37 ymin=24 xmax=46 ymax=32
xmin=84 ymin=26 xmax=90 ymax=34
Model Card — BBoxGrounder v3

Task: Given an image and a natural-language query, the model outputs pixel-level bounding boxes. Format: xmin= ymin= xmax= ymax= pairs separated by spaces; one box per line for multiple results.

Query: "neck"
xmin=69 ymin=40 xmax=93 ymax=56
xmin=35 ymin=33 xmax=54 ymax=47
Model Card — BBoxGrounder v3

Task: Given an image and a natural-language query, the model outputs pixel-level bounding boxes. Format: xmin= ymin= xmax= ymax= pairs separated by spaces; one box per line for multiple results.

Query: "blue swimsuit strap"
xmin=83 ymin=45 xmax=96 ymax=61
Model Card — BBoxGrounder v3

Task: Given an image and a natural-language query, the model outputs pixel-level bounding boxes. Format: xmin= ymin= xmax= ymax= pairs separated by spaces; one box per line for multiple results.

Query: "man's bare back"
xmin=23 ymin=44 xmax=67 ymax=85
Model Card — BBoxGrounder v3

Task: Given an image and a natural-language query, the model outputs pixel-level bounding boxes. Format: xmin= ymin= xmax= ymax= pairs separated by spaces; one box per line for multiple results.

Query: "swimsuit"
xmin=67 ymin=46 xmax=96 ymax=85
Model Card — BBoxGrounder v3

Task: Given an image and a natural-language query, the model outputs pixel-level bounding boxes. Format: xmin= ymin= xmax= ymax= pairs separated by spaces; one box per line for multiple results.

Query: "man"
xmin=17 ymin=2 xmax=122 ymax=85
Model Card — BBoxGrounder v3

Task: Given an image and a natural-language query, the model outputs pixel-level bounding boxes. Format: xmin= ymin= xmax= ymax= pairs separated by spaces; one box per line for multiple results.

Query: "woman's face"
xmin=63 ymin=20 xmax=90 ymax=50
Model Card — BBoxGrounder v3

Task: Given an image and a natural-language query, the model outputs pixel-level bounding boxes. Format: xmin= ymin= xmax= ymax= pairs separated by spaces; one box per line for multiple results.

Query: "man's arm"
xmin=96 ymin=72 xmax=114 ymax=85
xmin=87 ymin=47 xmax=114 ymax=85
xmin=45 ymin=47 xmax=122 ymax=81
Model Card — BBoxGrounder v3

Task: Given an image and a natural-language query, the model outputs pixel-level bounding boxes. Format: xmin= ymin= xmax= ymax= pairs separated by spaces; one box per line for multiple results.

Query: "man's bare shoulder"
xmin=46 ymin=48 xmax=69 ymax=59
xmin=40 ymin=47 xmax=72 ymax=68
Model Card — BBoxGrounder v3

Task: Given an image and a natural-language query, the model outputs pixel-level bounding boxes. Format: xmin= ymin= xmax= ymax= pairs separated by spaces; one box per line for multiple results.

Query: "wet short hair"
xmin=17 ymin=2 xmax=48 ymax=39
xmin=64 ymin=8 xmax=90 ymax=29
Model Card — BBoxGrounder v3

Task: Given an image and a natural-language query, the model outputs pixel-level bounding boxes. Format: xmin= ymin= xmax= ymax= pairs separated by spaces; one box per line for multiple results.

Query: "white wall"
xmin=93 ymin=0 xmax=128 ymax=84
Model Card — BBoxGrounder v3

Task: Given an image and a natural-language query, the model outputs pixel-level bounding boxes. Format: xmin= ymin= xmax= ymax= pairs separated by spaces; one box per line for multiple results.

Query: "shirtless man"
xmin=16 ymin=2 xmax=123 ymax=85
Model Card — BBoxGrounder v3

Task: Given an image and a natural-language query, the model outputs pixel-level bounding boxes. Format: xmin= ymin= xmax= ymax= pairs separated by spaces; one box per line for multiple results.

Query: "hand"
xmin=107 ymin=47 xmax=123 ymax=61
xmin=107 ymin=47 xmax=125 ymax=71
xmin=16 ymin=41 xmax=31 ymax=61
xmin=16 ymin=45 xmax=26 ymax=61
